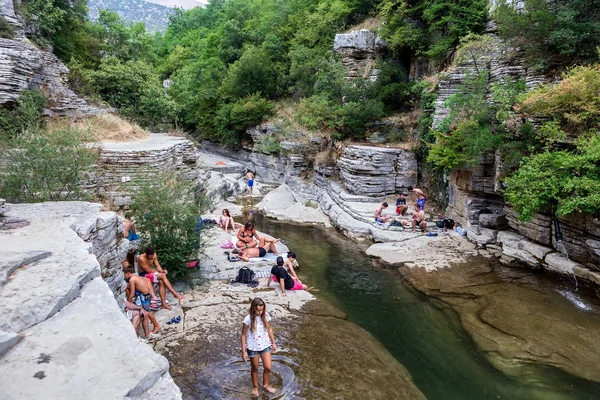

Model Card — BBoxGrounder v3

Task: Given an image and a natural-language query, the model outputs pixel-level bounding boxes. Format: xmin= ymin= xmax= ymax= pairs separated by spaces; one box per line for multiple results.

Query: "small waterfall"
xmin=552 ymin=203 xmax=577 ymax=289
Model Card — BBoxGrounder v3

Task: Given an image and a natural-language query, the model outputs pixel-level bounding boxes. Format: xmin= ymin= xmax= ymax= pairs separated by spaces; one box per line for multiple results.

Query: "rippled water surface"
xmin=251 ymin=212 xmax=600 ymax=400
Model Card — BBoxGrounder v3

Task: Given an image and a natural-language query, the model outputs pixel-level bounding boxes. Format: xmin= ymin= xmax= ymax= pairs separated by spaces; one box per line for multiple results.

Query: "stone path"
xmin=0 ymin=202 xmax=180 ymax=399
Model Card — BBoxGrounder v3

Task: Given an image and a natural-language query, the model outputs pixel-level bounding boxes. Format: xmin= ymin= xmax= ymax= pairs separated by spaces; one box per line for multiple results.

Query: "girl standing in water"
xmin=241 ymin=297 xmax=277 ymax=396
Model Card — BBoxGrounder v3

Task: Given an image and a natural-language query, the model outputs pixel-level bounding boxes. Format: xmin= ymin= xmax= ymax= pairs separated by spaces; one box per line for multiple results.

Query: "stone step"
xmin=0 ymin=278 xmax=177 ymax=399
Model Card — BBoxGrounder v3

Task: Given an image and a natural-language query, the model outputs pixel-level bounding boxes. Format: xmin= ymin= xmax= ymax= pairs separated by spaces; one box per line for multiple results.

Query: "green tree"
xmin=504 ymin=134 xmax=600 ymax=221
xmin=0 ymin=91 xmax=46 ymax=140
xmin=494 ymin=0 xmax=600 ymax=69
xmin=0 ymin=128 xmax=98 ymax=203
xmin=129 ymin=172 xmax=210 ymax=281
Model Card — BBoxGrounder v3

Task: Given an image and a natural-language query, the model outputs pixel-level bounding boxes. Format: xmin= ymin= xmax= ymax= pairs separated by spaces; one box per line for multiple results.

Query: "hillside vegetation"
xmin=2 ymin=0 xmax=600 ymax=220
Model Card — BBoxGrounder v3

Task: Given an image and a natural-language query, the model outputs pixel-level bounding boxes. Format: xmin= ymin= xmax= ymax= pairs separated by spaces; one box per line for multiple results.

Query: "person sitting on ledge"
xmin=138 ymin=247 xmax=184 ymax=310
xmin=123 ymin=297 xmax=149 ymax=338
xmin=396 ymin=193 xmax=408 ymax=216
xmin=232 ymin=237 xmax=281 ymax=262
xmin=123 ymin=213 xmax=139 ymax=241
xmin=375 ymin=202 xmax=392 ymax=223
xmin=237 ymin=221 xmax=261 ymax=249
xmin=123 ymin=266 xmax=160 ymax=335
xmin=267 ymin=256 xmax=308 ymax=296
xmin=285 ymin=251 xmax=300 ymax=272
xmin=412 ymin=207 xmax=427 ymax=233
xmin=219 ymin=209 xmax=238 ymax=233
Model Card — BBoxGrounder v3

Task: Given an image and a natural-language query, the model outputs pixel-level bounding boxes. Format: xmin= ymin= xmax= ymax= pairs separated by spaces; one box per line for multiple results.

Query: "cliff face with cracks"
xmin=0 ymin=201 xmax=181 ymax=399
xmin=0 ymin=0 xmax=102 ymax=117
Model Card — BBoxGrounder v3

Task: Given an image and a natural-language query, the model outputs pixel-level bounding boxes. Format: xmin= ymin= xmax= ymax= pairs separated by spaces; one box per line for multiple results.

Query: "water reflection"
xmin=252 ymin=213 xmax=600 ymax=400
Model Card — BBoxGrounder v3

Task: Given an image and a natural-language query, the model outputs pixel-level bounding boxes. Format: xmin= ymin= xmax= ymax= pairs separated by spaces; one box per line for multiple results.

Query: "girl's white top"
xmin=244 ymin=312 xmax=272 ymax=351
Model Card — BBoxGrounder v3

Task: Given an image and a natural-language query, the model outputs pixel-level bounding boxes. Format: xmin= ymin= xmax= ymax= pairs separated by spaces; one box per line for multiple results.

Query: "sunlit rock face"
xmin=334 ymin=29 xmax=387 ymax=81
xmin=0 ymin=0 xmax=102 ymax=117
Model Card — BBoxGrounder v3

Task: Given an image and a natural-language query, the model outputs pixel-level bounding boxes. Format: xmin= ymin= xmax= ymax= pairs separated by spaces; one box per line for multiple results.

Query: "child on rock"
xmin=241 ymin=297 xmax=277 ymax=396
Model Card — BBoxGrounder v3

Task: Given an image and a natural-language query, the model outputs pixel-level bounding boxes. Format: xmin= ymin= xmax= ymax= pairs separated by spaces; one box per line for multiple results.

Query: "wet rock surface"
xmin=397 ymin=259 xmax=600 ymax=383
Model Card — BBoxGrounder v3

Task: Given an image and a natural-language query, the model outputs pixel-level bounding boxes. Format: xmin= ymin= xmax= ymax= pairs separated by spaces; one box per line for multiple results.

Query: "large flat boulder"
xmin=0 ymin=278 xmax=175 ymax=399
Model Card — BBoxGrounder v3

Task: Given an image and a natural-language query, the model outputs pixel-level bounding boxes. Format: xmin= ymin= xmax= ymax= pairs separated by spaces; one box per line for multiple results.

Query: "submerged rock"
xmin=398 ymin=259 xmax=600 ymax=384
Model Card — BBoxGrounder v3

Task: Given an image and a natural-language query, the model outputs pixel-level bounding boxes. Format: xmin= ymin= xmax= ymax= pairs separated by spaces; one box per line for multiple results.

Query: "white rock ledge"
xmin=0 ymin=202 xmax=181 ymax=399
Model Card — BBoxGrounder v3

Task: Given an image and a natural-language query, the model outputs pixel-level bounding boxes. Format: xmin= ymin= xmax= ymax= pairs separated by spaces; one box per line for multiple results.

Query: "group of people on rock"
xmin=121 ymin=246 xmax=184 ymax=338
xmin=374 ymin=186 xmax=429 ymax=232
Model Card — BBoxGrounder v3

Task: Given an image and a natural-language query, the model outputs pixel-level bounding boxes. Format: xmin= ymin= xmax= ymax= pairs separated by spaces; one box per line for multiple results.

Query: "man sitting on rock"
xmin=123 ymin=266 xmax=160 ymax=335
xmin=412 ymin=207 xmax=427 ymax=233
xmin=138 ymin=247 xmax=184 ymax=310
xmin=375 ymin=202 xmax=392 ymax=223
xmin=395 ymin=193 xmax=408 ymax=216
xmin=122 ymin=213 xmax=139 ymax=241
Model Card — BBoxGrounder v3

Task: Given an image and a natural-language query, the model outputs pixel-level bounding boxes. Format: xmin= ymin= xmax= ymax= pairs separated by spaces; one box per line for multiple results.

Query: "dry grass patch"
xmin=345 ymin=17 xmax=381 ymax=33
xmin=46 ymin=113 xmax=148 ymax=142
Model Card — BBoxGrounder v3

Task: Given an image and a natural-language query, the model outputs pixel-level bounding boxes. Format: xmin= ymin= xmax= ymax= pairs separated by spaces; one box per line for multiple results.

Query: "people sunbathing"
xmin=237 ymin=221 xmax=261 ymax=249
xmin=232 ymin=237 xmax=281 ymax=262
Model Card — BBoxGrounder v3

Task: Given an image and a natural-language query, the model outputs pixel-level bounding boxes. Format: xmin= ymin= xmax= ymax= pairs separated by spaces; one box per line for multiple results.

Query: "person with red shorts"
xmin=138 ymin=247 xmax=184 ymax=310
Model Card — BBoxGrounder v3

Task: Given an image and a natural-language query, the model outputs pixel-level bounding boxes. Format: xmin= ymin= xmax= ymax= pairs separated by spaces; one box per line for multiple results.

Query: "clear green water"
xmin=252 ymin=213 xmax=600 ymax=400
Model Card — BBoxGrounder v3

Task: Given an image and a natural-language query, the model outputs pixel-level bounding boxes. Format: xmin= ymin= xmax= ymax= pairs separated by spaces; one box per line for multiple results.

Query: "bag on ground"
xmin=236 ymin=267 xmax=255 ymax=284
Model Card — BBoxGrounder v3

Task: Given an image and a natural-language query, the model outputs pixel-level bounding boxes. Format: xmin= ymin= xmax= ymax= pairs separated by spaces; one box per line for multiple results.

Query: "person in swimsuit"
xmin=412 ymin=208 xmax=427 ymax=232
xmin=232 ymin=237 xmax=281 ymax=262
xmin=246 ymin=170 xmax=255 ymax=195
xmin=408 ymin=186 xmax=427 ymax=210
xmin=138 ymin=247 xmax=184 ymax=310
xmin=219 ymin=209 xmax=237 ymax=232
xmin=395 ymin=193 xmax=408 ymax=216
xmin=374 ymin=202 xmax=392 ymax=223
xmin=237 ymin=221 xmax=261 ymax=249
xmin=123 ymin=266 xmax=160 ymax=334
xmin=123 ymin=213 xmax=139 ymax=241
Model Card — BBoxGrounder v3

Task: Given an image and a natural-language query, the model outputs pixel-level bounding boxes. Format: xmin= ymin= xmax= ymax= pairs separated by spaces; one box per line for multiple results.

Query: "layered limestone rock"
xmin=95 ymin=134 xmax=199 ymax=208
xmin=338 ymin=145 xmax=418 ymax=197
xmin=333 ymin=29 xmax=386 ymax=81
xmin=0 ymin=0 xmax=101 ymax=116
xmin=0 ymin=202 xmax=181 ymax=399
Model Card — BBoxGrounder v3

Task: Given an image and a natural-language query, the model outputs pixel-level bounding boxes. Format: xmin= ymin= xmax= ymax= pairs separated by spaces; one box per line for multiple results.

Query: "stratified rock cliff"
xmin=334 ymin=29 xmax=386 ymax=81
xmin=0 ymin=0 xmax=102 ymax=117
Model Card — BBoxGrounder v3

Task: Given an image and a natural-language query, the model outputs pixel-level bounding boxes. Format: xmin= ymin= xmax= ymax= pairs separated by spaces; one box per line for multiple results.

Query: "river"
xmin=249 ymin=212 xmax=600 ymax=400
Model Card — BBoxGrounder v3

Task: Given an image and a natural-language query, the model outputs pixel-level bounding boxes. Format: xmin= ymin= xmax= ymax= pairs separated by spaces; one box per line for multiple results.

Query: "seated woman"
xmin=232 ymin=237 xmax=280 ymax=262
xmin=123 ymin=298 xmax=150 ymax=337
xmin=236 ymin=221 xmax=261 ymax=249
xmin=267 ymin=256 xmax=308 ymax=296
xmin=219 ymin=209 xmax=237 ymax=232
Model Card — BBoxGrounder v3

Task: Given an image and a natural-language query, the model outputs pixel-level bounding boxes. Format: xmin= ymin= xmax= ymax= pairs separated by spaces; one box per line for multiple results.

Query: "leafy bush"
xmin=256 ymin=134 xmax=282 ymax=155
xmin=0 ymin=127 xmax=98 ymax=202
xmin=379 ymin=0 xmax=488 ymax=60
xmin=333 ymin=99 xmax=385 ymax=139
xmin=504 ymin=134 xmax=600 ymax=221
xmin=0 ymin=91 xmax=46 ymax=140
xmin=129 ymin=173 xmax=210 ymax=281
xmin=428 ymin=72 xmax=527 ymax=170
xmin=294 ymin=95 xmax=337 ymax=132
xmin=493 ymin=0 xmax=600 ymax=69
xmin=517 ymin=64 xmax=600 ymax=133
xmin=0 ymin=16 xmax=15 ymax=39
xmin=215 ymin=94 xmax=274 ymax=143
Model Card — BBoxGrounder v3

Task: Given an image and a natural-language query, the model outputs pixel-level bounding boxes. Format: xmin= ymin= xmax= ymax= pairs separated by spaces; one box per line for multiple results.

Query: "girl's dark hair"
xmin=223 ymin=209 xmax=231 ymax=217
xmin=244 ymin=221 xmax=254 ymax=230
xmin=249 ymin=297 xmax=267 ymax=333
xmin=287 ymin=252 xmax=296 ymax=259
xmin=126 ymin=249 xmax=136 ymax=268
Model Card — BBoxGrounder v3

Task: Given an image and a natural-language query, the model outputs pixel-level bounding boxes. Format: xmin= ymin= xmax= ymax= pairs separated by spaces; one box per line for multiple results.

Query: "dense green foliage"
xmin=379 ymin=0 xmax=488 ymax=60
xmin=0 ymin=16 xmax=16 ymax=39
xmin=129 ymin=173 xmax=210 ymax=281
xmin=428 ymin=72 xmax=528 ymax=170
xmin=0 ymin=128 xmax=98 ymax=203
xmin=0 ymin=91 xmax=46 ymax=139
xmin=503 ymin=65 xmax=600 ymax=220
xmin=494 ymin=0 xmax=600 ymax=70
